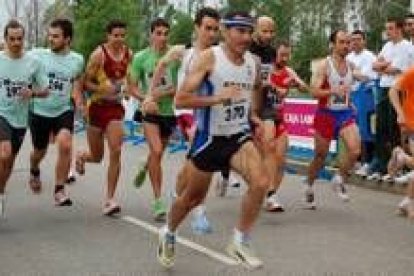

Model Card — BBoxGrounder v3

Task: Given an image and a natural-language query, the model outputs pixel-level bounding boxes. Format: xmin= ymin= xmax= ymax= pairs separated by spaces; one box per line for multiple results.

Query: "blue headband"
xmin=221 ymin=18 xmax=255 ymax=28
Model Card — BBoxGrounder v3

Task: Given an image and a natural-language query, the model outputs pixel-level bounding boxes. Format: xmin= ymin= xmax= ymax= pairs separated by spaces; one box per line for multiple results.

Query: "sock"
xmin=233 ymin=228 xmax=250 ymax=244
xmin=30 ymin=168 xmax=40 ymax=177
xmin=193 ymin=205 xmax=205 ymax=217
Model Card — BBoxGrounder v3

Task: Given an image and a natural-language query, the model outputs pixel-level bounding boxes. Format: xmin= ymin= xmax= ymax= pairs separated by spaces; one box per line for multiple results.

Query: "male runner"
xmin=76 ymin=20 xmax=133 ymax=216
xmin=129 ymin=18 xmax=178 ymax=221
xmin=150 ymin=7 xmax=220 ymax=231
xmin=305 ymin=30 xmax=361 ymax=208
xmin=157 ymin=11 xmax=269 ymax=269
xmin=261 ymin=41 xmax=307 ymax=212
xmin=388 ymin=66 xmax=414 ymax=219
xmin=0 ymin=20 xmax=48 ymax=217
xmin=28 ymin=19 xmax=84 ymax=206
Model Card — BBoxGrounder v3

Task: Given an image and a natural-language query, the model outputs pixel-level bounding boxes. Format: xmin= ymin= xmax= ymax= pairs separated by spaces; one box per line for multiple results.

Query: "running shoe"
xmin=191 ymin=208 xmax=213 ymax=234
xmin=133 ymin=162 xmax=147 ymax=188
xmin=332 ymin=174 xmax=350 ymax=202
xmin=157 ymin=226 xmax=176 ymax=268
xmin=152 ymin=198 xmax=167 ymax=222
xmin=54 ymin=186 xmax=73 ymax=206
xmin=226 ymin=239 xmax=263 ymax=269
xmin=29 ymin=169 xmax=42 ymax=194
xmin=265 ymin=193 xmax=285 ymax=212
xmin=103 ymin=200 xmax=121 ymax=216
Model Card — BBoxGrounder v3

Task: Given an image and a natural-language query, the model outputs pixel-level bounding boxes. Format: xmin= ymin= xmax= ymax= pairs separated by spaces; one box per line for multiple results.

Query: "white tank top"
xmin=196 ymin=45 xmax=257 ymax=136
xmin=175 ymin=47 xmax=196 ymax=116
xmin=326 ymin=56 xmax=354 ymax=110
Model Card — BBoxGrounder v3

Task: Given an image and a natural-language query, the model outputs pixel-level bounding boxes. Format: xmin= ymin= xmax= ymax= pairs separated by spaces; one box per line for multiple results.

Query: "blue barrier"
xmin=123 ymin=120 xmax=146 ymax=146
xmin=168 ymin=127 xmax=188 ymax=153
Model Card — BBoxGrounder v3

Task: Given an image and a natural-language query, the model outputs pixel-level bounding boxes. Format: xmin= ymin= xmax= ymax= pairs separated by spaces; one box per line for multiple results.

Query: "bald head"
xmin=255 ymin=16 xmax=275 ymax=45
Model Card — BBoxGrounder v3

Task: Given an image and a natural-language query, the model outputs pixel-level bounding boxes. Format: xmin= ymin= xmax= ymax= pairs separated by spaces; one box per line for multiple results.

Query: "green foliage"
xmin=169 ymin=11 xmax=193 ymax=45
xmin=73 ymin=0 xmax=142 ymax=58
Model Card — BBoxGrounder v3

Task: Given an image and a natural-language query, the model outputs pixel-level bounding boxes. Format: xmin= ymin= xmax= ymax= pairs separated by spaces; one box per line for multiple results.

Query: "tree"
xmin=169 ymin=11 xmax=194 ymax=45
xmin=73 ymin=0 xmax=142 ymax=58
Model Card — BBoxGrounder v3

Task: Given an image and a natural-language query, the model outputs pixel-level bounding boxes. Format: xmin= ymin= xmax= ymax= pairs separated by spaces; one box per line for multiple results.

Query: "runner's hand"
xmin=217 ymin=86 xmax=241 ymax=104
xmin=142 ymin=96 xmax=159 ymax=115
xmin=18 ymin=87 xmax=34 ymax=100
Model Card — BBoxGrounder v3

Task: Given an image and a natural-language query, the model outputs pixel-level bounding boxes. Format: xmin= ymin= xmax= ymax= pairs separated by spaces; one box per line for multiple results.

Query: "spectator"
xmin=347 ymin=30 xmax=377 ymax=177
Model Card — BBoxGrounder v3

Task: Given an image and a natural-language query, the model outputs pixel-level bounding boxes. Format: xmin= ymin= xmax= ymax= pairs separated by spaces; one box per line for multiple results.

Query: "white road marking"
xmin=122 ymin=215 xmax=239 ymax=266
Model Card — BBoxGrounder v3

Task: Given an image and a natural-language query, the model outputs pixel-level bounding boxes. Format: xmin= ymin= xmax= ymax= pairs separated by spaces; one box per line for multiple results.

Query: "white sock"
xmin=193 ymin=205 xmax=205 ymax=217
xmin=233 ymin=228 xmax=250 ymax=244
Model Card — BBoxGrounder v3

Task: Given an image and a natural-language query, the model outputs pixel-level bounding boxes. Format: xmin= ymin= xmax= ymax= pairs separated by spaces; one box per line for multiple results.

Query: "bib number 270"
xmin=224 ymin=105 xmax=246 ymax=122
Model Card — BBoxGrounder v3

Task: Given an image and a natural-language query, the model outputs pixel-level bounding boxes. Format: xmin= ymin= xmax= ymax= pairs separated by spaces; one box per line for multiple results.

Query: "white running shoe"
xmin=332 ymin=174 xmax=350 ymax=202
xmin=304 ymin=186 xmax=316 ymax=209
xmin=394 ymin=171 xmax=414 ymax=185
xmin=366 ymin=172 xmax=381 ymax=181
xmin=381 ymin=174 xmax=394 ymax=183
xmin=397 ymin=197 xmax=411 ymax=216
xmin=226 ymin=239 xmax=263 ymax=269
xmin=265 ymin=193 xmax=285 ymax=212
xmin=355 ymin=163 xmax=369 ymax=177
xmin=157 ymin=225 xmax=176 ymax=268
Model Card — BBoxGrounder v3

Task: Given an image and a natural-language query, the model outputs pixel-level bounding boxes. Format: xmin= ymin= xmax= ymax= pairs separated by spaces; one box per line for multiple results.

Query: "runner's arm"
xmin=175 ymin=49 xmax=229 ymax=108
xmin=287 ymin=67 xmax=309 ymax=92
xmin=150 ymin=45 xmax=184 ymax=100
xmin=310 ymin=59 xmax=330 ymax=98
xmin=84 ymin=49 xmax=103 ymax=93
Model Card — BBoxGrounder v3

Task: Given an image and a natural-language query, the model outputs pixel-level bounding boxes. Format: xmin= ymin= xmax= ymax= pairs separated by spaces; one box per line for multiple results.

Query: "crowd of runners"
xmin=1 ymin=6 xmax=414 ymax=270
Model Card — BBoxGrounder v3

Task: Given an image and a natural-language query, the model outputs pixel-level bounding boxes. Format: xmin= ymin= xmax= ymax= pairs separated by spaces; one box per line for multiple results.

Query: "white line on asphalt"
xmin=122 ymin=215 xmax=239 ymax=266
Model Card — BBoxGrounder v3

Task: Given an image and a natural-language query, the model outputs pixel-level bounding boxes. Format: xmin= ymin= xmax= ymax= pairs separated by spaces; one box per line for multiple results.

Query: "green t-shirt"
xmin=130 ymin=47 xmax=179 ymax=116
xmin=29 ymin=48 xmax=84 ymax=117
xmin=0 ymin=51 xmax=48 ymax=128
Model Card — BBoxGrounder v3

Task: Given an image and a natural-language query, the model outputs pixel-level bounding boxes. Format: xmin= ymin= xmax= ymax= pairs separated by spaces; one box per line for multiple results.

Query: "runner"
xmin=28 ymin=19 xmax=84 ymax=206
xmin=388 ymin=66 xmax=414 ymax=219
xmin=0 ymin=20 xmax=49 ymax=218
xmin=150 ymin=7 xmax=220 ymax=232
xmin=305 ymin=30 xmax=361 ymax=208
xmin=260 ymin=41 xmax=307 ymax=212
xmin=75 ymin=20 xmax=133 ymax=216
xmin=129 ymin=18 xmax=178 ymax=221
xmin=157 ymin=11 xmax=269 ymax=269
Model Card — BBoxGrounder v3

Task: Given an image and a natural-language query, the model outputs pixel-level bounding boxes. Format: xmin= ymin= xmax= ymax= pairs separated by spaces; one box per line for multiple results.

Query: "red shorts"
xmin=177 ymin=113 xmax=195 ymax=140
xmin=88 ymin=101 xmax=125 ymax=130
xmin=273 ymin=121 xmax=287 ymax=139
xmin=313 ymin=108 xmax=355 ymax=141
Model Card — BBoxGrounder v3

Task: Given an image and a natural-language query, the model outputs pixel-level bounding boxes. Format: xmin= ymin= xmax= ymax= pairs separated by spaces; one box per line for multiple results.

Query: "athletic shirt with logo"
xmin=175 ymin=46 xmax=197 ymax=116
xmin=196 ymin=46 xmax=256 ymax=136
xmin=131 ymin=47 xmax=179 ymax=116
xmin=319 ymin=56 xmax=353 ymax=111
xmin=29 ymin=48 xmax=84 ymax=117
xmin=0 ymin=51 xmax=48 ymax=128
xmin=90 ymin=45 xmax=130 ymax=104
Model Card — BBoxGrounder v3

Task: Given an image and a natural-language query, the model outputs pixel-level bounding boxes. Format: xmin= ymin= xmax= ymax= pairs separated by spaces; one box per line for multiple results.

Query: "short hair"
xmin=106 ymin=19 xmax=127 ymax=33
xmin=329 ymin=30 xmax=346 ymax=44
xmin=194 ymin=7 xmax=220 ymax=26
xmin=150 ymin=18 xmax=170 ymax=33
xmin=275 ymin=40 xmax=291 ymax=51
xmin=3 ymin=19 xmax=24 ymax=39
xmin=351 ymin=30 xmax=366 ymax=40
xmin=406 ymin=13 xmax=414 ymax=20
xmin=50 ymin=18 xmax=73 ymax=40
xmin=387 ymin=17 xmax=405 ymax=29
